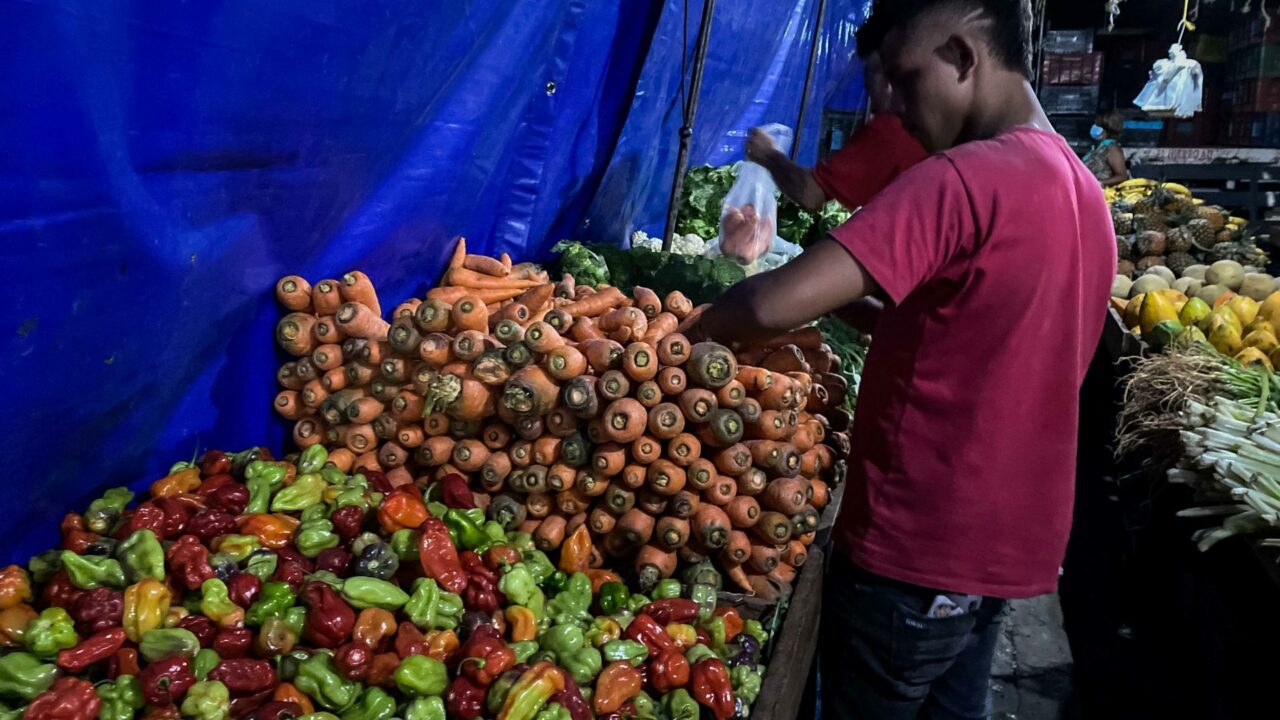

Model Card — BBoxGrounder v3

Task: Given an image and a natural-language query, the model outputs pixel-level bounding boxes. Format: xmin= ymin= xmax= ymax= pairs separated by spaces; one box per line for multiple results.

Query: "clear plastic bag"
xmin=718 ymin=124 xmax=793 ymax=265
xmin=1133 ymin=44 xmax=1203 ymax=119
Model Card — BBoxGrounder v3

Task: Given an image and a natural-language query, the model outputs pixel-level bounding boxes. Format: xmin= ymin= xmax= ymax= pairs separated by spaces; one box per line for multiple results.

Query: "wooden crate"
xmin=1041 ymin=52 xmax=1104 ymax=85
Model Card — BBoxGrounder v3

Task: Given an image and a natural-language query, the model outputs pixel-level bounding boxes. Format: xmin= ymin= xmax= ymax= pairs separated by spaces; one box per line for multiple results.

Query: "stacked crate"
xmin=1222 ymin=20 xmax=1280 ymax=146
xmin=1039 ymin=30 xmax=1103 ymax=155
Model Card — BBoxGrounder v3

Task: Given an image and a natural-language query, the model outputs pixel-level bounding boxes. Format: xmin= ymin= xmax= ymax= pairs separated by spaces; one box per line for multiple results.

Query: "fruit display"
xmin=0 ymin=444 xmax=772 ymax=720
xmin=272 ymin=240 xmax=850 ymax=603
xmin=1106 ymin=178 xmax=1268 ymax=279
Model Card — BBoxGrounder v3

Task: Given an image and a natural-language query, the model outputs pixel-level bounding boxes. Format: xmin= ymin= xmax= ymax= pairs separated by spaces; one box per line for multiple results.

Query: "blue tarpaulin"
xmin=1 ymin=0 xmax=868 ymax=558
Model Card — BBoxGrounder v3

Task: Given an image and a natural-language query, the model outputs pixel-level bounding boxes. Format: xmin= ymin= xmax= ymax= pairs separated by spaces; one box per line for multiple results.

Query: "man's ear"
xmin=935 ymin=34 xmax=978 ymax=81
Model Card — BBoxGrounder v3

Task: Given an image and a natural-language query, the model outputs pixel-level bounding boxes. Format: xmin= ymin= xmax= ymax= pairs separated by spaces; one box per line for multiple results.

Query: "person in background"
xmin=684 ymin=0 xmax=1115 ymax=717
xmin=744 ymin=8 xmax=929 ymax=211
xmin=1083 ymin=110 xmax=1128 ymax=186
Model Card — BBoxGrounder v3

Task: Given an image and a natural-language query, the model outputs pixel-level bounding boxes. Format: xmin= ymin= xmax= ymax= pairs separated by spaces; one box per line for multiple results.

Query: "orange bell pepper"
xmin=0 ymin=603 xmax=37 ymax=647
xmin=151 ymin=467 xmax=201 ymax=497
xmin=352 ymin=608 xmax=398 ymax=649
xmin=505 ymin=606 xmax=537 ymax=642
xmin=377 ymin=490 xmax=428 ymax=533
xmin=713 ymin=606 xmax=743 ymax=642
xmin=584 ymin=569 xmax=623 ymax=594
xmin=424 ymin=630 xmax=460 ymax=663
xmin=559 ymin=525 xmax=593 ymax=574
xmin=0 ymin=565 xmax=33 ymax=611
xmin=239 ymin=513 xmax=301 ymax=549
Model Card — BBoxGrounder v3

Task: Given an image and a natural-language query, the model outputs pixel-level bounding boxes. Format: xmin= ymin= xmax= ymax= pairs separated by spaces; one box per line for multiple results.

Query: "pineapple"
xmin=1117 ymin=258 xmax=1136 ymax=277
xmin=1116 ymin=235 xmax=1135 ymax=260
xmin=1132 ymin=194 xmax=1161 ymax=215
xmin=1195 ymin=205 xmax=1226 ymax=231
xmin=1133 ymin=213 xmax=1169 ymax=232
xmin=1113 ymin=212 xmax=1135 ymax=234
xmin=1166 ymin=226 xmax=1192 ymax=253
xmin=1135 ymin=231 xmax=1167 ymax=257
xmin=1210 ymin=241 xmax=1269 ymax=266
xmin=1136 ymin=255 xmax=1167 ymax=271
xmin=1216 ymin=229 xmax=1234 ymax=245
xmin=1166 ymin=251 xmax=1196 ymax=277
xmin=1165 ymin=194 xmax=1195 ymax=215
xmin=1186 ymin=218 xmax=1214 ymax=249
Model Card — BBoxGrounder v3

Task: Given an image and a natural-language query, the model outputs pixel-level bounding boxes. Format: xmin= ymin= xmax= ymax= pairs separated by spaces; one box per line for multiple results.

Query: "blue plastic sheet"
xmin=1 ymin=0 xmax=868 ymax=559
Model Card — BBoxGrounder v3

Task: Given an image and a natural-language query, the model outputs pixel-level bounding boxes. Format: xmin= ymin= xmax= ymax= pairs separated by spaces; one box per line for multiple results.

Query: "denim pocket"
xmin=888 ymin=601 xmax=976 ymax=687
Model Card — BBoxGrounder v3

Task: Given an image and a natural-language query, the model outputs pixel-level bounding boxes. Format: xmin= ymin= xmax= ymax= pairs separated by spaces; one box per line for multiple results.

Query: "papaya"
xmin=1178 ymin=326 xmax=1208 ymax=347
xmin=1258 ymin=291 xmax=1280 ymax=324
xmin=1244 ymin=318 xmax=1277 ymax=338
xmin=1270 ymin=346 xmax=1280 ymax=370
xmin=1226 ymin=295 xmax=1260 ymax=325
xmin=1157 ymin=289 xmax=1189 ymax=313
xmin=1205 ymin=308 xmax=1244 ymax=337
xmin=1139 ymin=291 xmax=1179 ymax=335
xmin=1209 ymin=322 xmax=1243 ymax=355
xmin=1236 ymin=347 xmax=1274 ymax=371
xmin=1213 ymin=290 xmax=1238 ymax=309
xmin=1178 ymin=297 xmax=1211 ymax=328
xmin=1145 ymin=319 xmax=1184 ymax=350
xmin=1123 ymin=293 xmax=1145 ymax=330
xmin=1244 ymin=329 xmax=1280 ymax=356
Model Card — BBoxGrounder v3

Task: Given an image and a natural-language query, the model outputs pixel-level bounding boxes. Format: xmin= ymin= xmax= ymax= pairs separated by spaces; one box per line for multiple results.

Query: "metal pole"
xmin=792 ymin=0 xmax=829 ymax=160
xmin=663 ymin=0 xmax=717 ymax=251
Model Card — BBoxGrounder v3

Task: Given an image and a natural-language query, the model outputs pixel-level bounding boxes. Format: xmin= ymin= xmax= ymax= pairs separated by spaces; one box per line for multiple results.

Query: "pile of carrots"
xmin=270 ymin=239 xmax=850 ymax=598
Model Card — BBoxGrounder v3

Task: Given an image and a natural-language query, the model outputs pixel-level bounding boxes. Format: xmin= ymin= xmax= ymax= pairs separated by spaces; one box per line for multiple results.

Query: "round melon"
xmin=1172 ymin=277 xmax=1202 ymax=298
xmin=1183 ymin=264 xmax=1209 ymax=280
xmin=1241 ymin=273 xmax=1276 ymax=301
xmin=1205 ymin=260 xmax=1246 ymax=291
xmin=1144 ymin=265 xmax=1176 ymax=284
xmin=1112 ymin=275 xmax=1133 ymax=298
xmin=1130 ymin=275 xmax=1170 ymax=298
xmin=1195 ymin=284 xmax=1229 ymax=306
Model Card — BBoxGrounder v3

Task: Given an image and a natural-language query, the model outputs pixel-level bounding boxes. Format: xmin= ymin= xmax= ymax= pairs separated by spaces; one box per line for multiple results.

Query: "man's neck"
xmin=958 ymin=75 xmax=1051 ymax=145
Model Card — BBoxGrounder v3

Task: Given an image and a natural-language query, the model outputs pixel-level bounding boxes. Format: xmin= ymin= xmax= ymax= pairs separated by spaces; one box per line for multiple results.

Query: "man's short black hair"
xmin=881 ymin=0 xmax=1034 ymax=78
xmin=855 ymin=5 xmax=889 ymax=60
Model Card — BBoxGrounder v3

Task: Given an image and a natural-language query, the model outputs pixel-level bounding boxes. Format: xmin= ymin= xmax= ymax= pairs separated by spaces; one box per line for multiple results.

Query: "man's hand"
xmin=745 ymin=127 xmax=779 ymax=164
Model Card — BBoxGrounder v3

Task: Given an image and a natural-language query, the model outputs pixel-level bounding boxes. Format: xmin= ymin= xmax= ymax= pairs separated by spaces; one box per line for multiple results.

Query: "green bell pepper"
xmin=306 ymin=571 xmax=345 ymax=591
xmin=546 ymin=573 xmax=592 ymax=628
xmin=200 ymin=579 xmax=241 ymax=625
xmin=631 ymin=691 xmax=657 ymax=720
xmin=84 ymin=487 xmax=134 ymax=534
xmin=27 ymin=550 xmax=62 ymax=584
xmin=340 ymin=578 xmax=409 ymax=611
xmin=627 ymin=593 xmax=650 ymax=615
xmin=402 ymin=697 xmax=446 ymax=720
xmin=394 ymin=655 xmax=448 ymax=697
xmin=509 ymin=641 xmax=539 ymax=664
xmin=651 ymin=579 xmax=682 ymax=600
xmin=528 ymin=650 xmax=556 ymax=665
xmin=297 ymin=715 xmax=341 ymax=720
xmin=481 ymin=521 xmax=506 ymax=547
xmin=601 ymin=639 xmax=648 ymax=666
xmin=689 ymin=583 xmax=717 ymax=622
xmin=140 ymin=628 xmax=200 ymax=661
xmin=296 ymin=519 xmax=340 ymax=558
xmin=247 ymin=582 xmax=296 ymax=627
xmin=245 ymin=461 xmax=287 ymax=515
xmin=295 ymin=653 xmax=361 ymax=713
xmin=181 ymin=680 xmax=231 ymax=720
xmin=442 ymin=509 xmax=487 ymax=551
xmin=273 ymin=474 xmax=327 ymax=513
xmin=541 ymin=571 xmax=568 ymax=597
xmin=403 ymin=579 xmax=464 ymax=631
xmin=743 ymin=619 xmax=768 ymax=646
xmin=215 ymin=535 xmax=262 ymax=563
xmin=339 ymin=687 xmax=396 ymax=720
xmin=533 ymin=704 xmax=570 ymax=720
xmin=585 ymin=617 xmax=621 ymax=647
xmin=96 ymin=675 xmax=145 ymax=720
xmin=244 ymin=551 xmax=279 ymax=582
xmin=702 ymin=617 xmax=727 ymax=653
xmin=60 ymin=551 xmax=125 ymax=589
xmin=320 ymin=465 xmax=348 ymax=486
xmin=731 ymin=665 xmax=763 ymax=705
xmin=23 ymin=607 xmax=78 ymax=659
xmin=498 ymin=565 xmax=545 ymax=622
xmin=486 ymin=671 xmax=520 ymax=716
xmin=284 ymin=606 xmax=308 ymax=637
xmin=300 ymin=503 xmax=331 ymax=524
xmin=521 ymin=550 xmax=555 ymax=585
xmin=662 ymin=689 xmax=699 ymax=720
xmin=560 ymin=647 xmax=602 ymax=686
xmin=539 ymin=625 xmax=584 ymax=656
xmin=596 ymin=583 xmax=628 ymax=616
xmin=193 ymin=649 xmax=221 ymax=681
xmin=506 ymin=532 xmax=536 ymax=556
xmin=299 ymin=444 xmax=330 ymax=475
xmin=684 ymin=644 xmax=716 ymax=666
xmin=426 ymin=502 xmax=448 ymax=521
xmin=0 ymin=652 xmax=58 ymax=701
xmin=116 ymin=529 xmax=166 ymax=583
xmin=389 ymin=530 xmax=420 ymax=562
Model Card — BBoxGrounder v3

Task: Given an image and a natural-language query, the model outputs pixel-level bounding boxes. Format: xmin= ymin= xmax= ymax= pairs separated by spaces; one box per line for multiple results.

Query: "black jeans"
xmin=820 ymin=556 xmax=1008 ymax=720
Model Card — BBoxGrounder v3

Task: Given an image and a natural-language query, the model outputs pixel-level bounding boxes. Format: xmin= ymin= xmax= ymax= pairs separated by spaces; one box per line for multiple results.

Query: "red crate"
xmin=1040 ymin=52 xmax=1104 ymax=85
xmin=1234 ymin=77 xmax=1280 ymax=112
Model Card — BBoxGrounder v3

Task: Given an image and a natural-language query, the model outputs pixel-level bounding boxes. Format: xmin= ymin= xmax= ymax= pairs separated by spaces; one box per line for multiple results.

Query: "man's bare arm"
xmin=689 ymin=239 xmax=880 ymax=347
xmin=755 ymin=148 xmax=828 ymax=211
xmin=834 ymin=297 xmax=883 ymax=334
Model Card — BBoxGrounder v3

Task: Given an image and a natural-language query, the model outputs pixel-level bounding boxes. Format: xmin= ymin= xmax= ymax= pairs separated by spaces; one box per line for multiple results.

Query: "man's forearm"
xmin=833 ymin=298 xmax=883 ymax=334
xmin=758 ymin=149 xmax=827 ymax=211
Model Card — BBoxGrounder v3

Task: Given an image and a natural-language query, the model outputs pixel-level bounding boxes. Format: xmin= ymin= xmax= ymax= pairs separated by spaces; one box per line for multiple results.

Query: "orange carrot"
xmin=667 ymin=433 xmax=701 ymax=467
xmin=646 ymin=459 xmax=686 ymax=496
xmin=525 ymin=321 xmax=566 ymax=354
xmin=669 ymin=489 xmax=699 ymax=519
xmin=563 ymin=286 xmax=627 ymax=317
xmin=276 ymin=275 xmax=312 ymax=311
xmin=735 ymin=467 xmax=767 ymax=497
xmin=462 ymin=254 xmax=509 ymax=277
xmin=523 ymin=492 xmax=552 ymax=520
xmin=415 ymin=299 xmax=453 ymax=333
xmin=622 ymin=342 xmax=659 ymax=382
xmin=585 ymin=419 xmax=607 ymax=445
xmin=326 ymin=447 xmax=355 ymax=473
xmin=748 ymin=545 xmax=780 ymax=574
xmin=313 ymin=316 xmax=346 ymax=345
xmin=493 ymin=302 xmax=531 ymax=328
xmin=757 ymin=376 xmax=796 ymax=411
xmin=723 ymin=531 xmax=752 ymax=564
xmin=312 ymin=279 xmax=343 ymax=315
xmin=618 ymin=464 xmax=647 ymax=490
xmin=647 ymin=402 xmax=685 ymax=440
xmin=423 ymin=412 xmax=451 ymax=437
xmin=555 ymin=273 xmax=577 ymax=299
xmin=377 ymin=441 xmax=408 ymax=469
xmin=598 ymin=307 xmax=648 ymax=343
xmin=533 ymin=436 xmax=562 ymax=465
xmin=276 ymin=313 xmax=318 ymax=356
xmin=642 ymin=312 xmax=679 ymax=344
xmin=451 ymin=330 xmax=488 ymax=361
xmin=444 ymin=267 xmax=542 ymax=290
xmin=726 ymin=496 xmax=761 ymax=529
xmin=416 ymin=435 xmax=456 ymax=467
xmin=345 ymin=423 xmax=377 ymax=453
xmin=336 ymin=302 xmax=389 ymax=340
xmin=654 ymin=367 xmax=684 ymax=397
xmin=706 ymin=475 xmax=737 ymax=505
xmin=790 ymin=425 xmax=816 ymax=452
xmin=274 ymin=391 xmax=305 ymax=420
xmin=515 ymin=283 xmax=555 ymax=313
xmin=615 ymin=509 xmax=656 ymax=548
xmin=632 ymin=286 xmax=662 ymax=319
xmin=503 ymin=365 xmax=560 ymax=416
xmin=450 ymin=296 xmax=489 ymax=333
xmin=339 ymin=271 xmax=381 ymax=316
xmin=750 ymin=410 xmax=790 ymax=441
xmin=591 ymin=443 xmax=626 ymax=477
xmin=451 ymin=439 xmax=490 ymax=472
xmin=715 ymin=444 xmax=753 ymax=477
xmin=678 ymin=388 xmax=717 ymax=423
xmin=589 ymin=507 xmax=618 ymax=535
xmin=292 ymin=418 xmax=326 ymax=448
xmin=657 ymin=333 xmax=691 ymax=366
xmin=809 ymin=478 xmax=829 ymax=509
xmin=418 ymin=333 xmax=454 ymax=366
xmin=685 ymin=458 xmax=716 ymax=492
xmin=635 ymin=380 xmax=663 ymax=409
xmin=664 ymin=290 xmax=693 ymax=318
xmin=635 ymin=545 xmax=678 ymax=585
xmin=782 ymin=540 xmax=808 ymax=568
xmin=717 ymin=380 xmax=746 ymax=409
xmin=769 ymin=562 xmax=797 ymax=586
xmin=546 ymin=408 xmax=579 ymax=437
xmin=753 ymin=511 xmax=793 ymax=545
xmin=346 ymin=396 xmax=384 ymax=424
xmin=393 ymin=298 xmax=421 ymax=319
xmin=277 ymin=362 xmax=305 ymax=390
xmin=692 ymin=505 xmax=730 ymax=549
xmin=583 ymin=340 xmax=625 ymax=374
xmin=480 ymin=452 xmax=512 ymax=492
xmin=654 ymin=516 xmax=690 ymax=550
xmin=353 ymin=451 xmax=382 ymax=474
xmin=397 ymin=424 xmax=425 ymax=448
xmin=449 ymin=237 xmax=468 ymax=269
xmin=481 ymin=422 xmax=512 ymax=450
xmin=510 ymin=439 xmax=533 ymax=467
xmin=302 ymin=379 xmax=330 ymax=408
xmin=745 ymin=440 xmax=801 ymax=477
xmin=310 ymin=344 xmax=344 ymax=372
xmin=345 ymin=362 xmax=376 ymax=387
xmin=575 ymin=470 xmax=610 ymax=497
xmin=602 ymin=398 xmax=647 ymax=443
xmin=735 ymin=366 xmax=773 ymax=393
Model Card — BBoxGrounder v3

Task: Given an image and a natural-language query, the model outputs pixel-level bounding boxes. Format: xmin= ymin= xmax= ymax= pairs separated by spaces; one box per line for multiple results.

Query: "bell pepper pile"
xmin=0 ymin=445 xmax=768 ymax=720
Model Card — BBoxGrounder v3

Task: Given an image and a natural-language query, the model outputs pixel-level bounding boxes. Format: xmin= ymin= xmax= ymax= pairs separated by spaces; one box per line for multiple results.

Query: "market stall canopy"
xmin=0 ymin=0 xmax=870 ymax=554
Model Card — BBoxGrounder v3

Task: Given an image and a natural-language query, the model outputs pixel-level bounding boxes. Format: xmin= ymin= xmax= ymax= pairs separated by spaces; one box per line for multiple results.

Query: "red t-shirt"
xmin=812 ymin=114 xmax=929 ymax=208
xmin=830 ymin=126 xmax=1114 ymax=598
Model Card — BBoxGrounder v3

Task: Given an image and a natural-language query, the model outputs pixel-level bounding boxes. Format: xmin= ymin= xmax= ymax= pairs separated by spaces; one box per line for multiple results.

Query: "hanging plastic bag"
xmin=1133 ymin=44 xmax=1202 ymax=119
xmin=717 ymin=124 xmax=793 ymax=265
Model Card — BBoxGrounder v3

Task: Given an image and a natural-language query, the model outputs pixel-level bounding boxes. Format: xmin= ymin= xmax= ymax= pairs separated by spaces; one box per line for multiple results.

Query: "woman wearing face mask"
xmin=1082 ymin=110 xmax=1128 ymax=186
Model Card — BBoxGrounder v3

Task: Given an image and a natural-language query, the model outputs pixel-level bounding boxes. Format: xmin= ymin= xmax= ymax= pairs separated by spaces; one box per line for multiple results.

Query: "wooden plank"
xmin=814 ymin=481 xmax=847 ymax=550
xmin=753 ymin=546 xmax=825 ymax=720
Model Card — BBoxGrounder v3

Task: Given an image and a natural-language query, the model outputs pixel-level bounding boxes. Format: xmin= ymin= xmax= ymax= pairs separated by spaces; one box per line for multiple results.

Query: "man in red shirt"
xmin=744 ymin=10 xmax=928 ymax=211
xmin=685 ymin=0 xmax=1115 ymax=717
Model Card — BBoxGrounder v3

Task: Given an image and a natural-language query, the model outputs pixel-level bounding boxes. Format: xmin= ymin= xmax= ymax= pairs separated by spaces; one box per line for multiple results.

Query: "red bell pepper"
xmin=648 ymin=650 xmax=690 ymax=693
xmin=640 ymin=599 xmax=699 ymax=625
xmin=439 ymin=474 xmax=477 ymax=509
xmin=138 ymin=656 xmax=196 ymax=706
xmin=70 ymin=587 xmax=123 ymax=635
xmin=166 ymin=535 xmax=215 ymax=591
xmin=624 ymin=614 xmax=676 ymax=655
xmin=208 ymin=658 xmax=278 ymax=694
xmin=550 ymin=669 xmax=592 ymax=720
xmin=301 ymin=582 xmax=355 ymax=649
xmin=335 ymin=642 xmax=373 ymax=681
xmin=690 ymin=658 xmax=735 ymax=720
xmin=418 ymin=518 xmax=468 ymax=594
xmin=443 ymin=676 xmax=485 ymax=720
xmin=55 ymin=628 xmax=126 ymax=673
xmin=458 ymin=625 xmax=514 ymax=687
xmin=22 ymin=677 xmax=101 ymax=720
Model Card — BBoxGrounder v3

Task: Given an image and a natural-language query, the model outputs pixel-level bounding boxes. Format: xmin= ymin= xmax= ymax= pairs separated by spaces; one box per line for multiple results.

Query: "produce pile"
xmin=0 ymin=444 xmax=772 ymax=720
xmin=1107 ymin=179 xmax=1268 ymax=279
xmin=271 ymin=240 xmax=851 ymax=603
xmin=552 ymin=243 xmax=744 ymax=308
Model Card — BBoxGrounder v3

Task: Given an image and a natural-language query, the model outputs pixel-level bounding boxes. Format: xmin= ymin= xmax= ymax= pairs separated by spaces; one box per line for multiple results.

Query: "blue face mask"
xmin=1090 ymin=124 xmax=1105 ymax=140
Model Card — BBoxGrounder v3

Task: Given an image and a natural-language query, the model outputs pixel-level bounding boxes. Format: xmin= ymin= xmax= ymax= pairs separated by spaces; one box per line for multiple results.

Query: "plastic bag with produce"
xmin=717 ymin=124 xmax=792 ymax=264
